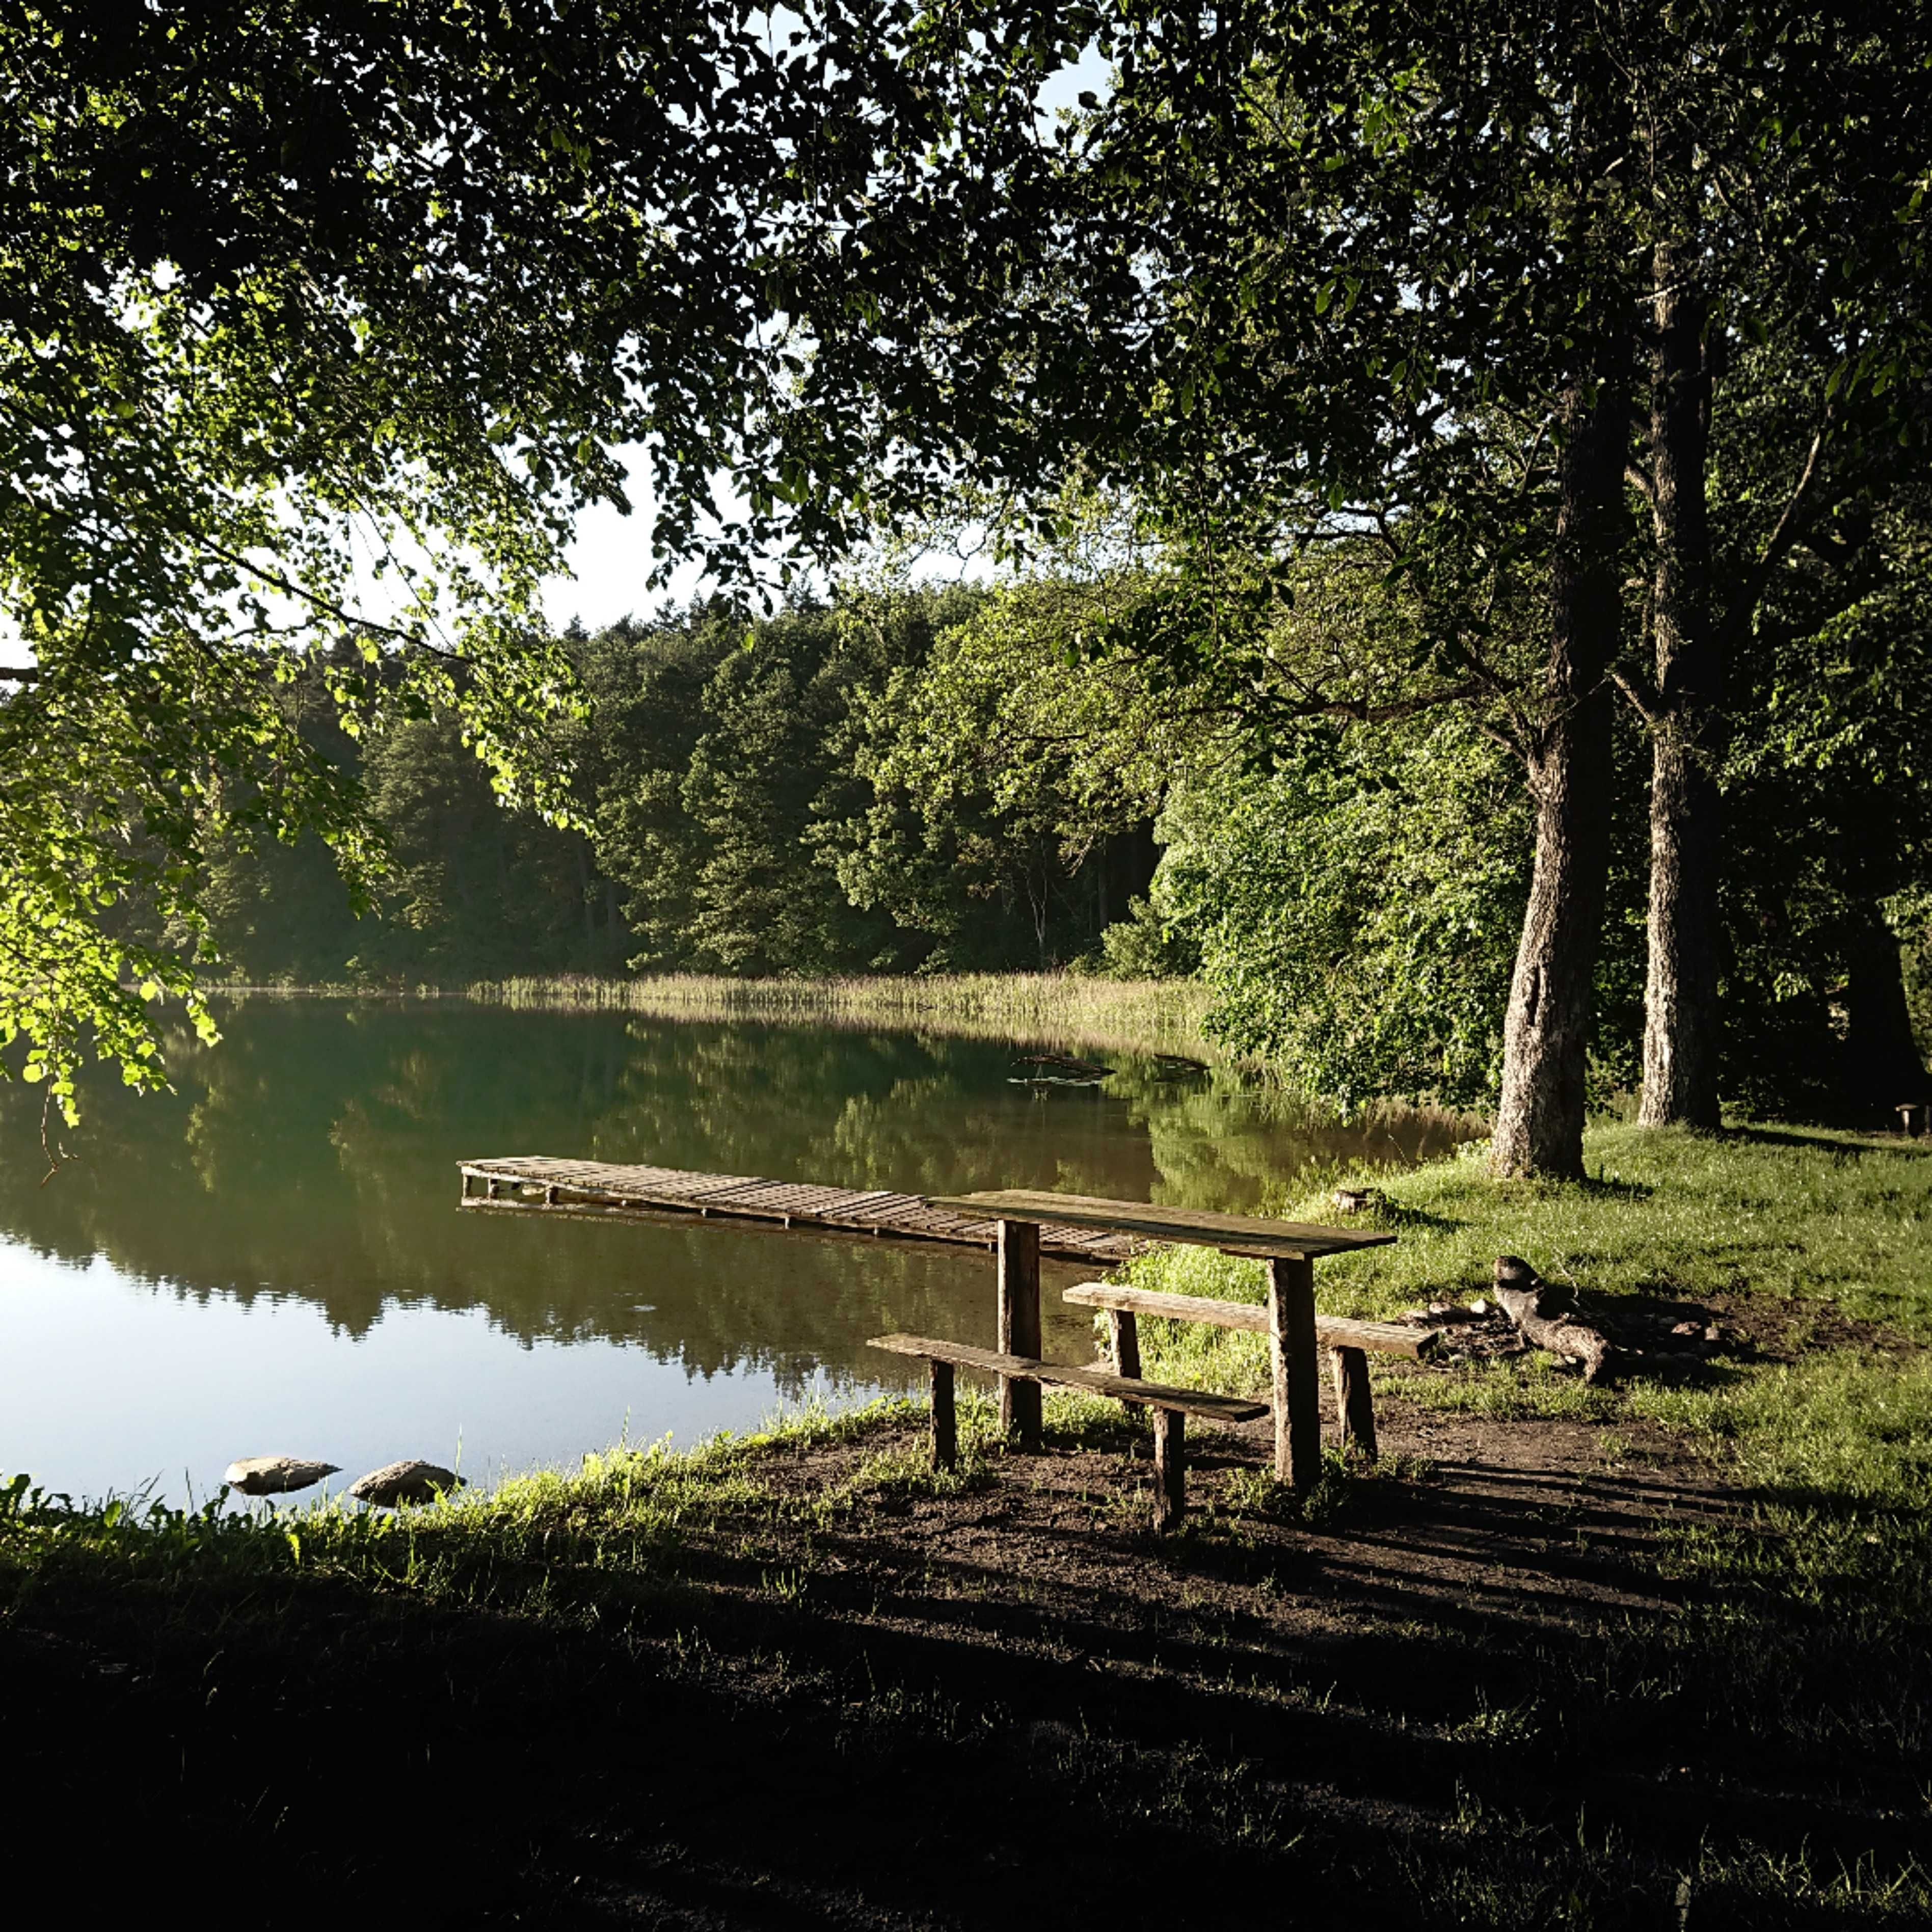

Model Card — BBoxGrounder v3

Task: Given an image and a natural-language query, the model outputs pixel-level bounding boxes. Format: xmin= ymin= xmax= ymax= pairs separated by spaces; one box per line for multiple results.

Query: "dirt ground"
xmin=5 ymin=1380 xmax=1919 ymax=1929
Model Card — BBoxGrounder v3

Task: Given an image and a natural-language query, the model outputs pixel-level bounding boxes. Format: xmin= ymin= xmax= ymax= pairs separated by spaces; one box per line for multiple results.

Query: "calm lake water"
xmin=0 ymin=999 xmax=1468 ymax=1506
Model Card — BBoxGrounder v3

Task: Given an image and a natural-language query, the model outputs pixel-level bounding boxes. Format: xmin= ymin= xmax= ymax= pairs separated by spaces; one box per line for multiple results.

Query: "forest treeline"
xmin=188 ymin=585 xmax=1161 ymax=991
xmin=179 ymin=525 xmax=1929 ymax=1130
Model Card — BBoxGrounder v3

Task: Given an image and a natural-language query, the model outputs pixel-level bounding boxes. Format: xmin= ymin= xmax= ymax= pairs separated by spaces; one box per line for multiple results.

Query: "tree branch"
xmin=192 ymin=536 xmax=438 ymax=652
xmin=1610 ymin=665 xmax=1665 ymax=729
xmin=1718 ymin=412 xmax=1830 ymax=649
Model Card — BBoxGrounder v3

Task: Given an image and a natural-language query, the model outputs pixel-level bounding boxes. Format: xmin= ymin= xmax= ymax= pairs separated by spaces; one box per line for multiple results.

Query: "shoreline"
xmin=199 ymin=969 xmax=1222 ymax=1059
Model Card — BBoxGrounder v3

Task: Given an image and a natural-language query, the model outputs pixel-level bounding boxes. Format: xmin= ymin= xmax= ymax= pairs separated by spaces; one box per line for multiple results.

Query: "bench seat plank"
xmin=1061 ymin=1283 xmax=1439 ymax=1360
xmin=866 ymin=1334 xmax=1269 ymax=1424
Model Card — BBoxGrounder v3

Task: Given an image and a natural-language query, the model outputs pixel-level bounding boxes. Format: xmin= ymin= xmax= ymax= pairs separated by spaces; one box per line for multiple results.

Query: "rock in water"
xmin=223 ymin=1456 xmax=340 ymax=1496
xmin=348 ymin=1460 xmax=464 ymax=1509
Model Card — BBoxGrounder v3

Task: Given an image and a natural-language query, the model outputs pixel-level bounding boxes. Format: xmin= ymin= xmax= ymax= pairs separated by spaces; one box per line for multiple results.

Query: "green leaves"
xmin=0 ymin=2 xmax=853 ymax=1111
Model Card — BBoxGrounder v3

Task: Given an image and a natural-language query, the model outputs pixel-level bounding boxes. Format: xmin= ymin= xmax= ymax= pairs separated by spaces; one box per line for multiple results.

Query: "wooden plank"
xmin=813 ymin=1188 xmax=909 ymax=1217
xmin=1270 ymin=1254 xmax=1321 ymax=1490
xmin=925 ymin=1189 xmax=1395 ymax=1259
xmin=998 ymin=1219 xmax=1042 ymax=1450
xmin=648 ymin=1173 xmax=762 ymax=1200
xmin=1331 ymin=1346 xmax=1377 ymax=1462
xmin=1151 ymin=1408 xmax=1185 ymax=1533
xmin=688 ymin=1180 xmax=810 ymax=1206
xmin=865 ymin=1334 xmax=1269 ymax=1425
xmin=1061 ymin=1283 xmax=1440 ymax=1359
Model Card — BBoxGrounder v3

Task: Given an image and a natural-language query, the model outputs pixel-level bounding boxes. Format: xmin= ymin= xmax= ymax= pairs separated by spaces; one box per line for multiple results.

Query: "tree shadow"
xmin=1721 ymin=1121 xmax=1932 ymax=1158
xmin=9 ymin=1421 xmax=1928 ymax=1930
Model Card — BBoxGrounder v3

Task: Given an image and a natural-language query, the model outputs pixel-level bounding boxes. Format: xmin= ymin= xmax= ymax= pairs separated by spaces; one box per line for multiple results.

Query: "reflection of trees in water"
xmin=0 ymin=1002 xmax=1465 ymax=1383
xmin=1107 ymin=1065 xmax=1477 ymax=1213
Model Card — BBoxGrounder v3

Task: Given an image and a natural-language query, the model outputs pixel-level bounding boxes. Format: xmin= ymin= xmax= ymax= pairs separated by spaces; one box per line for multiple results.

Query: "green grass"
xmin=1120 ymin=1119 xmax=1931 ymax=1417
xmin=7 ymin=1121 xmax=1931 ymax=1926
xmin=1116 ymin=1120 xmax=1932 ymax=1866
xmin=463 ymin=969 xmax=1216 ymax=1055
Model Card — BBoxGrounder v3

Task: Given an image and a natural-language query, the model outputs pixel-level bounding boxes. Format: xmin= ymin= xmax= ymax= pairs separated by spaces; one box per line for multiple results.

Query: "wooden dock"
xmin=457 ymin=1156 xmax=1147 ymax=1265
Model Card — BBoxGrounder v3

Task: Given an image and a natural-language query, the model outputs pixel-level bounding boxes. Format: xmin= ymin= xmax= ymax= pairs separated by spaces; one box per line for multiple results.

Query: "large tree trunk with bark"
xmin=1639 ymin=252 xmax=1724 ymax=1130
xmin=1493 ymin=348 xmax=1631 ymax=1181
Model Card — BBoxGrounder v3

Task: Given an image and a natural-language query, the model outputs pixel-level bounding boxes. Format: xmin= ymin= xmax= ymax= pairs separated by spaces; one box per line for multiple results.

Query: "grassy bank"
xmin=464 ymin=969 xmax=1217 ymax=1056
xmin=1122 ymin=1120 xmax=1932 ymax=1446
xmin=5 ymin=1123 xmax=1929 ymax=1926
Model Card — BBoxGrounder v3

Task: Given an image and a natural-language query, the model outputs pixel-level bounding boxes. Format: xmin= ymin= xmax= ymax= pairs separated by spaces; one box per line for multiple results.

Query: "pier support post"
xmin=997 ymin=1218 xmax=1042 ymax=1450
xmin=1268 ymin=1254 xmax=1320 ymax=1489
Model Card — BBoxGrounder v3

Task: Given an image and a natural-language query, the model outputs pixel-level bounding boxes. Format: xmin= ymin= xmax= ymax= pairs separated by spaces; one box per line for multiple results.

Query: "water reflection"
xmin=0 ymin=999 xmax=1470 ymax=1499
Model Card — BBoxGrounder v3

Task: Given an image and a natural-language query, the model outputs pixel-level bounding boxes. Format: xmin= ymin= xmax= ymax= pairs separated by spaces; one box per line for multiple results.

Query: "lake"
xmin=0 ymin=998 xmax=1469 ymax=1505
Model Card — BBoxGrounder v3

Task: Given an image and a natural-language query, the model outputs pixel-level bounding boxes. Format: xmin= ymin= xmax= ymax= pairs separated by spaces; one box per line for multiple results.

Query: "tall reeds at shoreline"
xmin=463 ymin=971 xmax=1217 ymax=1056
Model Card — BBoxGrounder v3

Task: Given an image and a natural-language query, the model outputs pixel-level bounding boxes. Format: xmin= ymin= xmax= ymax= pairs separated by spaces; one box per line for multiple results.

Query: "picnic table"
xmin=921 ymin=1189 xmax=1398 ymax=1490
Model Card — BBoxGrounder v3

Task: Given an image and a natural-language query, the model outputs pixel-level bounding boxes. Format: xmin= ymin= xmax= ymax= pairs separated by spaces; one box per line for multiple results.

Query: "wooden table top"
xmin=923 ymin=1189 xmax=1396 ymax=1260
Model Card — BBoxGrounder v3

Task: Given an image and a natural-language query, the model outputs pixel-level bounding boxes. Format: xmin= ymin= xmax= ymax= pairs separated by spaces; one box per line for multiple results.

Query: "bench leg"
xmin=1152 ymin=1409 xmax=1185 ymax=1533
xmin=1269 ymin=1255 xmax=1321 ymax=1489
xmin=1109 ymin=1308 xmax=1144 ymax=1411
xmin=1330 ymin=1346 xmax=1377 ymax=1462
xmin=929 ymin=1359 xmax=958 ymax=1471
xmin=998 ymin=1218 xmax=1043 ymax=1451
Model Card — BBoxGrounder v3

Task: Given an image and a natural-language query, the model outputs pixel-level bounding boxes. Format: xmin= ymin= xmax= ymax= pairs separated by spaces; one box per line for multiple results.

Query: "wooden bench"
xmin=1061 ymin=1283 xmax=1439 ymax=1464
xmin=926 ymin=1190 xmax=1395 ymax=1491
xmin=867 ymin=1332 xmax=1269 ymax=1533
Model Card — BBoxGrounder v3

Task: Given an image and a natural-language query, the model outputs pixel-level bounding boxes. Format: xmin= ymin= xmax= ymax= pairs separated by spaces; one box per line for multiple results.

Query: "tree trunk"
xmin=1639 ymin=253 xmax=1724 ymax=1130
xmin=1843 ymin=907 xmax=1929 ymax=1112
xmin=1493 ymin=346 xmax=1631 ymax=1180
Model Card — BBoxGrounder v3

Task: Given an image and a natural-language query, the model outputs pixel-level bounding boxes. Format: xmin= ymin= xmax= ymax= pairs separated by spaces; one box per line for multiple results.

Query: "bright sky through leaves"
xmin=541 ymin=42 xmax=1117 ymax=630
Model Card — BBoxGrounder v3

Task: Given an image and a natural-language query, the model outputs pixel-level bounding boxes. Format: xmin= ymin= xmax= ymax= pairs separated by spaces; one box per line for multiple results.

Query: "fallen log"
xmin=1492 ymin=1255 xmax=1622 ymax=1383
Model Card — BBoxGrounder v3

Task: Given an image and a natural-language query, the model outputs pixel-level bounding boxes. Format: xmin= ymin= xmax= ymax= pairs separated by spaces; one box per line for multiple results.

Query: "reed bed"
xmin=463 ymin=970 xmax=1218 ymax=1056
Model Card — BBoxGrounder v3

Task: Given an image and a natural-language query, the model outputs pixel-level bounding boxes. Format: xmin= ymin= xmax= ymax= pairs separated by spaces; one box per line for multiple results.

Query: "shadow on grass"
xmin=3 ymin=1421 xmax=1927 ymax=1930
xmin=1365 ymin=1198 xmax=1465 ymax=1230
xmin=1720 ymin=1121 xmax=1932 ymax=1158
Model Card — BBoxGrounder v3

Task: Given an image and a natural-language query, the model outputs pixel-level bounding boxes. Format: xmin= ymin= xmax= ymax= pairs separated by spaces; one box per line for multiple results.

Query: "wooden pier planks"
xmin=456 ymin=1155 xmax=1146 ymax=1264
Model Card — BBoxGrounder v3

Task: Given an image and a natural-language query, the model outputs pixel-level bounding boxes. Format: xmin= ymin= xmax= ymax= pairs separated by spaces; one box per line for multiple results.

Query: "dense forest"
xmin=174 ymin=525 xmax=1931 ymax=1130
xmin=185 ymin=584 xmax=1164 ymax=988
xmin=8 ymin=0 xmax=1931 ymax=1164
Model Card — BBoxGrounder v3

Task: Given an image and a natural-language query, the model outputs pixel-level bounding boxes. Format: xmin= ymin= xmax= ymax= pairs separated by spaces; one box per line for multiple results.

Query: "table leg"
xmin=929 ymin=1359 xmax=958 ymax=1471
xmin=1109 ymin=1307 xmax=1143 ymax=1412
xmin=997 ymin=1218 xmax=1042 ymax=1450
xmin=1152 ymin=1408 xmax=1185 ymax=1533
xmin=1268 ymin=1254 xmax=1320 ymax=1488
xmin=1330 ymin=1345 xmax=1377 ymax=1461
